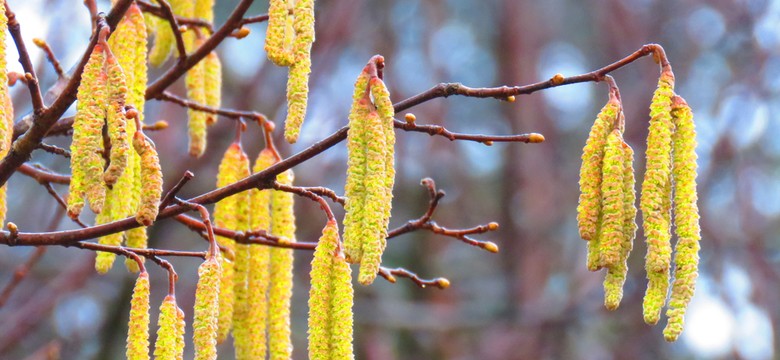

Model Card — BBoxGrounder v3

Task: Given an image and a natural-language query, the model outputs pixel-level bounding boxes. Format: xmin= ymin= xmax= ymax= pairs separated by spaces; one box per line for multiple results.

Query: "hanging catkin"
xmin=203 ymin=51 xmax=222 ymax=125
xmin=68 ymin=44 xmax=107 ymax=218
xmin=154 ymin=295 xmax=182 ymax=360
xmin=284 ymin=0 xmax=315 ymax=143
xmin=663 ymin=96 xmax=700 ymax=342
xmin=175 ymin=306 xmax=185 ymax=360
xmin=193 ymin=256 xmax=221 ymax=360
xmin=213 ymin=142 xmax=250 ymax=343
xmin=597 ymin=130 xmax=625 ymax=269
xmin=308 ymin=220 xmax=355 ymax=360
xmin=265 ymin=0 xmax=295 ymax=66
xmin=641 ymin=69 xmax=675 ymax=325
xmin=269 ymin=169 xmax=296 ymax=359
xmin=244 ymin=148 xmax=276 ymax=360
xmin=127 ymin=271 xmax=151 ymax=360
xmin=103 ymin=53 xmax=129 ymax=187
xmin=227 ymin=145 xmax=253 ymax=355
xmin=0 ymin=0 xmax=11 ymax=226
xmin=186 ymin=36 xmax=208 ymax=157
xmin=132 ymin=130 xmax=163 ymax=226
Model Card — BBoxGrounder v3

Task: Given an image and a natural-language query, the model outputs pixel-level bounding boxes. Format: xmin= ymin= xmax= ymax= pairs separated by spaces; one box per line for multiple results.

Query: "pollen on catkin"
xmin=132 ymin=131 xmax=163 ymax=226
xmin=269 ymin=169 xmax=296 ymax=359
xmin=663 ymin=96 xmax=700 ymax=342
xmin=597 ymin=130 xmax=625 ymax=269
xmin=265 ymin=0 xmax=295 ymax=66
xmin=283 ymin=0 xmax=315 ymax=143
xmin=228 ymin=147 xmax=253 ymax=356
xmin=154 ymin=295 xmax=180 ymax=360
xmin=186 ymin=37 xmax=208 ymax=157
xmin=147 ymin=7 xmax=174 ymax=67
xmin=0 ymin=1 xmax=10 ymax=226
xmin=308 ymin=220 xmax=355 ymax=360
xmin=193 ymin=256 xmax=221 ymax=360
xmin=68 ymin=44 xmax=107 ymax=218
xmin=577 ymin=96 xmax=620 ymax=241
xmin=203 ymin=51 xmax=222 ymax=125
xmin=212 ymin=142 xmax=250 ymax=344
xmin=641 ymin=69 xmax=675 ymax=325
xmin=245 ymin=148 xmax=276 ymax=360
xmin=127 ymin=271 xmax=151 ymax=360
xmin=175 ymin=306 xmax=185 ymax=360
xmin=103 ymin=53 xmax=130 ymax=187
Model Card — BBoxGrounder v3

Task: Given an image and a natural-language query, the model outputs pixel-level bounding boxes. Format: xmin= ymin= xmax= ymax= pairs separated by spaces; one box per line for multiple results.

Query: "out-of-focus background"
xmin=0 ymin=0 xmax=777 ymax=359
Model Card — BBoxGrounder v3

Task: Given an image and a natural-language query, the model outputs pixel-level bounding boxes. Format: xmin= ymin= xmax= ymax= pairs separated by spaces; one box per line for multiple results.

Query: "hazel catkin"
xmin=269 ymin=169 xmax=296 ymax=359
xmin=154 ymin=295 xmax=181 ymax=360
xmin=103 ymin=53 xmax=130 ymax=187
xmin=193 ymin=256 xmax=221 ymax=360
xmin=283 ymin=0 xmax=315 ymax=143
xmin=663 ymin=96 xmax=701 ymax=342
xmin=127 ymin=271 xmax=151 ymax=360
xmin=308 ymin=220 xmax=355 ymax=360
xmin=265 ymin=0 xmax=295 ymax=67
xmin=203 ymin=51 xmax=222 ymax=125
xmin=132 ymin=131 xmax=163 ymax=226
xmin=0 ymin=0 xmax=10 ymax=226
xmin=597 ymin=130 xmax=625 ymax=269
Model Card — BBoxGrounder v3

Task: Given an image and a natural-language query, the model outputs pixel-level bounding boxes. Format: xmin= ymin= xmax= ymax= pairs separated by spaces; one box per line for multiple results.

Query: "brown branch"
xmin=394 ymin=119 xmax=544 ymax=144
xmin=41 ymin=182 xmax=88 ymax=228
xmin=173 ymin=199 xmax=218 ymax=258
xmin=238 ymin=14 xmax=269 ymax=27
xmin=159 ymin=170 xmax=194 ymax=210
xmin=31 ymin=38 xmax=64 ymax=78
xmin=300 ymin=186 xmax=345 ymax=205
xmin=272 ymin=182 xmax=336 ymax=222
xmin=16 ymin=163 xmax=70 ymax=185
xmin=173 ymin=213 xmax=317 ymax=250
xmin=155 ymin=91 xmax=266 ymax=121
xmin=137 ymin=0 xmax=214 ymax=35
xmin=146 ymin=0 xmax=187 ymax=60
xmin=378 ymin=267 xmax=450 ymax=289
xmin=35 ymin=143 xmax=70 ymax=158
xmin=5 ymin=2 xmax=45 ymax=112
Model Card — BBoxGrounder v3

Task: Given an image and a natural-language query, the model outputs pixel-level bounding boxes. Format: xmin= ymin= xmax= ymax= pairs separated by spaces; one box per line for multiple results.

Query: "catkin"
xmin=154 ymin=295 xmax=181 ymax=360
xmin=342 ymin=70 xmax=372 ymax=264
xmin=147 ymin=6 xmax=174 ymax=67
xmin=265 ymin=0 xmax=295 ymax=66
xmin=175 ymin=306 xmax=185 ymax=360
xmin=308 ymin=220 xmax=355 ymax=360
xmin=0 ymin=1 xmax=10 ymax=226
xmin=203 ymin=51 xmax=222 ymax=125
xmin=68 ymin=44 xmax=107 ymax=218
xmin=641 ymin=70 xmax=675 ymax=325
xmin=245 ymin=148 xmax=276 ymax=359
xmin=132 ymin=131 xmax=163 ymax=226
xmin=213 ymin=143 xmax=248 ymax=343
xmin=597 ymin=130 xmax=625 ymax=269
xmin=95 ymin=197 xmax=122 ymax=274
xmin=186 ymin=36 xmax=208 ymax=157
xmin=103 ymin=54 xmax=129 ymax=187
xmin=578 ymin=97 xmax=620 ymax=241
xmin=228 ymin=146 xmax=253 ymax=356
xmin=193 ymin=256 xmax=221 ymax=360
xmin=269 ymin=169 xmax=296 ymax=359
xmin=127 ymin=271 xmax=151 ymax=360
xmin=283 ymin=0 xmax=316 ymax=143
xmin=663 ymin=96 xmax=700 ymax=342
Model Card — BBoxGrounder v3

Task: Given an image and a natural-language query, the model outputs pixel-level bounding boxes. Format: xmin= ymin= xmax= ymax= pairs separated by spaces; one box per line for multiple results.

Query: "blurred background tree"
xmin=0 ymin=0 xmax=777 ymax=359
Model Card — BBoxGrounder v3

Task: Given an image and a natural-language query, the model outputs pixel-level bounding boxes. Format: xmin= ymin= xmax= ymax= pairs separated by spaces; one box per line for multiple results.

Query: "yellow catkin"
xmin=68 ymin=45 xmax=107 ymax=218
xmin=283 ymin=0 xmax=316 ymax=143
xmin=265 ymin=0 xmax=294 ymax=66
xmin=193 ymin=256 xmax=221 ymax=360
xmin=213 ymin=143 xmax=250 ymax=343
xmin=308 ymin=220 xmax=355 ymax=360
xmin=95 ymin=195 xmax=122 ymax=274
xmin=0 ymin=1 xmax=9 ymax=226
xmin=195 ymin=0 xmax=215 ymax=23
xmin=603 ymin=138 xmax=637 ymax=310
xmin=245 ymin=148 xmax=276 ymax=360
xmin=642 ymin=70 xmax=675 ymax=325
xmin=269 ymin=169 xmax=296 ymax=359
xmin=147 ymin=5 xmax=174 ymax=67
xmin=153 ymin=295 xmax=179 ymax=360
xmin=578 ymin=97 xmax=620 ymax=241
xmin=597 ymin=130 xmax=625 ymax=269
xmin=229 ymin=147 xmax=253 ymax=357
xmin=186 ymin=37 xmax=208 ymax=157
xmin=663 ymin=96 xmax=700 ymax=342
xmin=132 ymin=131 xmax=163 ymax=226
xmin=342 ymin=69 xmax=372 ymax=264
xmin=127 ymin=271 xmax=151 ymax=360
xmin=103 ymin=54 xmax=129 ymax=187
xmin=175 ymin=306 xmax=185 ymax=360
xmin=203 ymin=51 xmax=222 ymax=125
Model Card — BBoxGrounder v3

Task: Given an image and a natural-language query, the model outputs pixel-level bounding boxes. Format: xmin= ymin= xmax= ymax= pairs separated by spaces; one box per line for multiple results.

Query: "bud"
xmin=127 ymin=271 xmax=151 ymax=360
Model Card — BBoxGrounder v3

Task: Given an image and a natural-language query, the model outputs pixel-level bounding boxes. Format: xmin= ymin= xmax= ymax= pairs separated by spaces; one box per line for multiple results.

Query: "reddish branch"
xmin=31 ymin=38 xmax=65 ymax=78
xmin=378 ymin=267 xmax=450 ymax=290
xmin=155 ymin=91 xmax=267 ymax=122
xmin=4 ymin=2 xmax=44 ymax=112
xmin=137 ymin=0 xmax=214 ymax=35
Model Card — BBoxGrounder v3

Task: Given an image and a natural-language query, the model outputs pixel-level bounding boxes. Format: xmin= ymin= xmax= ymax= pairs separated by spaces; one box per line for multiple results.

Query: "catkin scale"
xmin=132 ymin=132 xmax=163 ymax=226
xmin=308 ymin=220 xmax=355 ymax=360
xmin=68 ymin=45 xmax=107 ymax=218
xmin=193 ymin=257 xmax=221 ymax=360
xmin=641 ymin=70 xmax=675 ymax=325
xmin=269 ymin=169 xmax=296 ymax=359
xmin=127 ymin=271 xmax=151 ymax=360
xmin=663 ymin=97 xmax=700 ymax=342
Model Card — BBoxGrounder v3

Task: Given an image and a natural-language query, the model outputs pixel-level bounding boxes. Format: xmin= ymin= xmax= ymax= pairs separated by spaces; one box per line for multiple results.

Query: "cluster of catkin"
xmin=342 ymin=56 xmax=396 ymax=286
xmin=67 ymin=5 xmax=163 ymax=275
xmin=0 ymin=2 xmax=13 ymax=227
xmin=264 ymin=0 xmax=315 ymax=143
xmin=126 ymin=270 xmax=187 ymax=360
xmin=577 ymin=67 xmax=700 ymax=342
xmin=191 ymin=142 xmax=297 ymax=359
xmin=146 ymin=0 xmax=222 ymax=157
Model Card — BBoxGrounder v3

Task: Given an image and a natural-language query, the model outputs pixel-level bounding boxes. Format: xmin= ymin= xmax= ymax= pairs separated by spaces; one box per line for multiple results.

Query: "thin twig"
xmin=136 ymin=0 xmax=214 ymax=34
xmin=155 ymin=91 xmax=266 ymax=121
xmin=16 ymin=163 xmax=70 ymax=184
xmin=5 ymin=2 xmax=45 ymax=112
xmin=31 ymin=38 xmax=64 ymax=78
xmin=159 ymin=170 xmax=194 ymax=210
xmin=378 ymin=267 xmax=450 ymax=289
xmin=36 ymin=143 xmax=70 ymax=158
xmin=272 ymin=182 xmax=336 ymax=222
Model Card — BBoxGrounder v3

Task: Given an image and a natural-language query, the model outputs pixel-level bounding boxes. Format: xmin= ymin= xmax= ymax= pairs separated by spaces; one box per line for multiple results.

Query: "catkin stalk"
xmin=642 ymin=69 xmax=675 ymax=325
xmin=269 ymin=169 xmax=296 ymax=359
xmin=127 ymin=271 xmax=151 ymax=360
xmin=663 ymin=96 xmax=700 ymax=342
